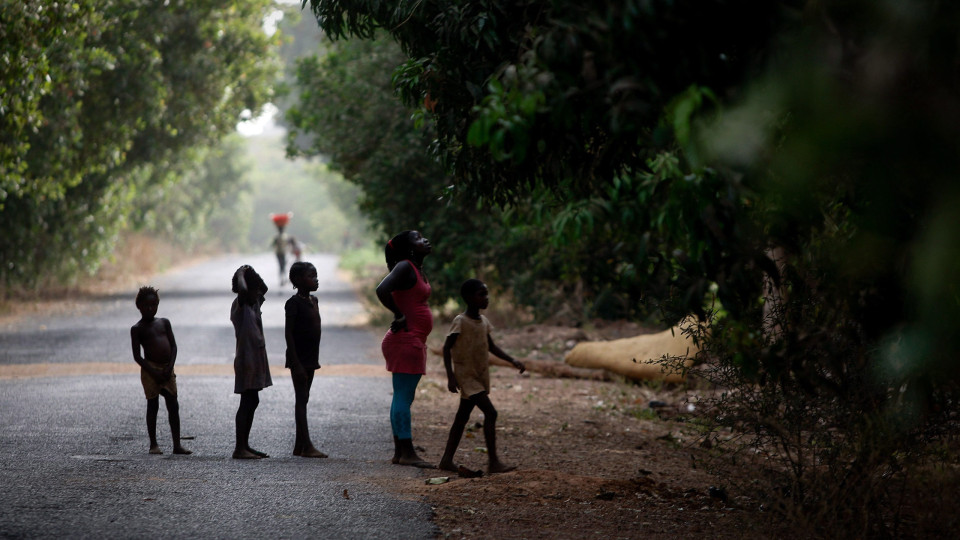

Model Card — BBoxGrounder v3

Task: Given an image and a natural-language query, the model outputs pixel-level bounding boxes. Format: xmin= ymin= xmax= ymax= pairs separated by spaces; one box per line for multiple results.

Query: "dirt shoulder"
xmin=368 ymin=322 xmax=777 ymax=539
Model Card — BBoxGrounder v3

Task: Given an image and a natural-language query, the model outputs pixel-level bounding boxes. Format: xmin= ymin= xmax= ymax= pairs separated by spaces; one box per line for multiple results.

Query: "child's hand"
xmin=513 ymin=359 xmax=526 ymax=374
xmin=152 ymin=369 xmax=169 ymax=384
xmin=447 ymin=376 xmax=458 ymax=393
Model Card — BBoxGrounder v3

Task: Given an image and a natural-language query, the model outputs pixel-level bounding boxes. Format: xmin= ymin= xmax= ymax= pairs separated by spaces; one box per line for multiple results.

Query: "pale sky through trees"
xmin=237 ymin=1 xmax=294 ymax=136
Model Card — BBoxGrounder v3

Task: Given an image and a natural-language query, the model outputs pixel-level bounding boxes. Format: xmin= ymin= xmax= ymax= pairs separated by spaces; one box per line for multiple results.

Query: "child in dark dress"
xmin=231 ymin=265 xmax=272 ymax=459
xmin=130 ymin=286 xmax=191 ymax=455
xmin=285 ymin=261 xmax=327 ymax=458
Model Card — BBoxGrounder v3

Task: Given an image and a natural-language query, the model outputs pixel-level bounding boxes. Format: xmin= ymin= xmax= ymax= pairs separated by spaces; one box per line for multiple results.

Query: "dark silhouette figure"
xmin=375 ymin=230 xmax=435 ymax=468
xmin=272 ymin=227 xmax=289 ymax=286
xmin=439 ymin=279 xmax=525 ymax=474
xmin=284 ymin=261 xmax=327 ymax=458
xmin=130 ymin=286 xmax=191 ymax=455
xmin=231 ymin=265 xmax=272 ymax=459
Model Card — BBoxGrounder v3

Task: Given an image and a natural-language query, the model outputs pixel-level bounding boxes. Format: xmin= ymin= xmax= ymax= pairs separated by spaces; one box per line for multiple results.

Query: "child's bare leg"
xmin=474 ymin=393 xmax=515 ymax=474
xmin=146 ymin=397 xmax=162 ymax=454
xmin=292 ymin=378 xmax=304 ymax=456
xmin=233 ymin=390 xmax=261 ymax=459
xmin=439 ymin=398 xmax=475 ymax=472
xmin=293 ymin=371 xmax=326 ymax=458
xmin=243 ymin=402 xmax=268 ymax=457
xmin=161 ymin=391 xmax=191 ymax=455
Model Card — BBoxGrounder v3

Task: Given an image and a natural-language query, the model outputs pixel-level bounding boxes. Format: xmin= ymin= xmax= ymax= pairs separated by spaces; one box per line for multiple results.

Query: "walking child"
xmin=438 ymin=279 xmax=525 ymax=474
xmin=270 ymin=212 xmax=292 ymax=286
xmin=284 ymin=261 xmax=327 ymax=458
xmin=130 ymin=286 xmax=191 ymax=455
xmin=272 ymin=228 xmax=289 ymax=286
xmin=231 ymin=265 xmax=273 ymax=459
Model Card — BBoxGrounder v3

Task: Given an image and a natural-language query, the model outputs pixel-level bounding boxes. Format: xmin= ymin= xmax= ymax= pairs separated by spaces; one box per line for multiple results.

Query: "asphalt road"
xmin=0 ymin=253 xmax=438 ymax=539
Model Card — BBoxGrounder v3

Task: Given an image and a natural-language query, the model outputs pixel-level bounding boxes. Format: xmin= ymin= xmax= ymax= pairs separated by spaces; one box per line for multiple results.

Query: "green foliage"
xmin=301 ymin=0 xmax=960 ymax=532
xmin=285 ymin=36 xmax=465 ymax=300
xmin=307 ymin=0 xmax=781 ymax=201
xmin=132 ymin=135 xmax=255 ymax=252
xmin=679 ymin=2 xmax=960 ymax=533
xmin=284 ymin=34 xmax=662 ymax=318
xmin=0 ymin=1 xmax=105 ymax=202
xmin=0 ymin=0 xmax=280 ymax=290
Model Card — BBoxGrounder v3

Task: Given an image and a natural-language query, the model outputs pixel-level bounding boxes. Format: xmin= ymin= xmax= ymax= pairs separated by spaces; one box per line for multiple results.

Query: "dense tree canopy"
xmin=285 ymin=35 xmax=666 ymax=317
xmin=285 ymin=36 xmax=505 ymax=301
xmin=307 ymin=0 xmax=782 ymax=199
xmin=0 ymin=0 xmax=279 ymax=288
xmin=299 ymin=0 xmax=960 ymax=531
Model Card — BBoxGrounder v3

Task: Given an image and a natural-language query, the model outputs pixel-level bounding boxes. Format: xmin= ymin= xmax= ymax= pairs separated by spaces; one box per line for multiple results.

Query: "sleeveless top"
xmin=381 ymin=261 xmax=433 ymax=374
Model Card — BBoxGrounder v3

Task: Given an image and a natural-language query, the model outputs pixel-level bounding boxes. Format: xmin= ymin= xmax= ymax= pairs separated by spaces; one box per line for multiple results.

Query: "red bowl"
xmin=270 ymin=213 xmax=291 ymax=227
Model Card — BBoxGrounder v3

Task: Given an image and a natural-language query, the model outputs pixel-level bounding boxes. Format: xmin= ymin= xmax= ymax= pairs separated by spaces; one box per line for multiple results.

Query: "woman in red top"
xmin=376 ymin=230 xmax=435 ymax=468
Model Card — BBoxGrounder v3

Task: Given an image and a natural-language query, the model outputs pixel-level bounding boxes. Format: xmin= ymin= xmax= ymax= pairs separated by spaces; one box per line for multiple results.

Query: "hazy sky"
xmin=238 ymin=2 xmax=298 ymax=136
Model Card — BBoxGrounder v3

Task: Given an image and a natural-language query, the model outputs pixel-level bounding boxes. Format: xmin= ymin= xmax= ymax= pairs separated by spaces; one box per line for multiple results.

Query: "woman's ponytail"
xmin=384 ymin=231 xmax=414 ymax=271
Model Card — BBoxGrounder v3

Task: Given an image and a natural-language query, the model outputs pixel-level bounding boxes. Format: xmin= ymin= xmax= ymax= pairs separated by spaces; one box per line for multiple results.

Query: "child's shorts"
xmin=141 ymin=368 xmax=178 ymax=400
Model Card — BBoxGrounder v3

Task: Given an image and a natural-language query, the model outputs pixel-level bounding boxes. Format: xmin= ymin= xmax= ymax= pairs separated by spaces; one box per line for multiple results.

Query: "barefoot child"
xmin=284 ymin=261 xmax=327 ymax=458
xmin=231 ymin=265 xmax=272 ymax=459
xmin=130 ymin=286 xmax=191 ymax=455
xmin=439 ymin=279 xmax=525 ymax=474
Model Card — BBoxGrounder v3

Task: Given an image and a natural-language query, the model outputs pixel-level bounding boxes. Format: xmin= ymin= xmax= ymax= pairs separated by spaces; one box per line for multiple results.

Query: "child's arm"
xmin=130 ymin=326 xmax=147 ymax=368
xmin=284 ymin=312 xmax=308 ymax=380
xmin=234 ymin=266 xmax=250 ymax=303
xmin=442 ymin=334 xmax=459 ymax=393
xmin=162 ymin=318 xmax=177 ymax=382
xmin=234 ymin=266 xmax=259 ymax=305
xmin=235 ymin=266 xmax=249 ymax=292
xmin=130 ymin=326 xmax=163 ymax=381
xmin=488 ymin=335 xmax=525 ymax=374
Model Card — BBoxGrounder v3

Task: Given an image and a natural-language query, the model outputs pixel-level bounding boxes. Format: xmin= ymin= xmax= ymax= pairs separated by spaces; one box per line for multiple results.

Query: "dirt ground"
xmin=370 ymin=321 xmax=779 ymax=539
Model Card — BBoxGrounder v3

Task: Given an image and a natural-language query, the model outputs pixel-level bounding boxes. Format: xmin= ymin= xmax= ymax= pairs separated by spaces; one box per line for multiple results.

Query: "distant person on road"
xmin=231 ymin=265 xmax=273 ymax=459
xmin=272 ymin=228 xmax=290 ymax=287
xmin=284 ymin=261 xmax=327 ymax=458
xmin=438 ymin=279 xmax=524 ymax=475
xmin=376 ymin=230 xmax=435 ymax=468
xmin=130 ymin=286 xmax=192 ymax=455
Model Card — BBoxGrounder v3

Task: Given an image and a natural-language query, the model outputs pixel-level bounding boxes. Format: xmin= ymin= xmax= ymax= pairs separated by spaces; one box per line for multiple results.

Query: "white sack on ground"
xmin=564 ymin=326 xmax=696 ymax=383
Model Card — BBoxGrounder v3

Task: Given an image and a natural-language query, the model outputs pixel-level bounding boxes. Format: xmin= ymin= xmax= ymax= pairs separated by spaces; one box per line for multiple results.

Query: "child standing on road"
xmin=231 ymin=265 xmax=272 ymax=459
xmin=284 ymin=261 xmax=327 ymax=458
xmin=130 ymin=286 xmax=191 ymax=455
xmin=438 ymin=279 xmax=524 ymax=474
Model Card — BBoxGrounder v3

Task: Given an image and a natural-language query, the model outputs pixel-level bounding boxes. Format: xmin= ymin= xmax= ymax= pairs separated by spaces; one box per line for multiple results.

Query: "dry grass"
xmin=0 ymin=233 xmax=207 ymax=323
